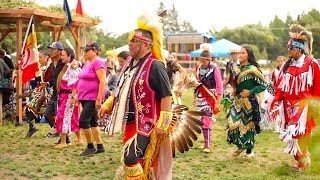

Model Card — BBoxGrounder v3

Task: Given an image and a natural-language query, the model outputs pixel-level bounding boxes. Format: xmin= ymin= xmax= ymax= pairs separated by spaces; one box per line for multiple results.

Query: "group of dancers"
xmin=17 ymin=11 xmax=319 ymax=179
xmin=190 ymin=24 xmax=320 ymax=171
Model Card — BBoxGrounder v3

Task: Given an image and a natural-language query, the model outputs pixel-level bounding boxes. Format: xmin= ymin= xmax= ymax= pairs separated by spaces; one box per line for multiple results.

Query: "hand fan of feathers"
xmin=169 ymin=104 xmax=205 ymax=157
xmin=172 ymin=73 xmax=200 ymax=93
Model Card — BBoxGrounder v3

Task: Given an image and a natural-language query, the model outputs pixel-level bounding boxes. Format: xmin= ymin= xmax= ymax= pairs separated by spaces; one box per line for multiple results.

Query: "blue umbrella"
xmin=190 ymin=39 xmax=240 ymax=58
xmin=190 ymin=48 xmax=203 ymax=57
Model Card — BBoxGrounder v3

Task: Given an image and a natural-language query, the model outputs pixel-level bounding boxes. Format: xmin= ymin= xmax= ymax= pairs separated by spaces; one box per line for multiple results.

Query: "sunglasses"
xmin=129 ymin=38 xmax=142 ymax=44
xmin=85 ymin=48 xmax=94 ymax=53
xmin=287 ymin=46 xmax=298 ymax=51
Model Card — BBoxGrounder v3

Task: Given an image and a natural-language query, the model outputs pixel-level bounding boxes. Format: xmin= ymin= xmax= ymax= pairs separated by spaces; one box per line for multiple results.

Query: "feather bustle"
xmin=185 ymin=117 xmax=202 ymax=134
xmin=186 ymin=111 xmax=206 ymax=116
xmin=178 ymin=133 xmax=189 ymax=152
xmin=174 ymin=136 xmax=185 ymax=153
xmin=185 ymin=115 xmax=204 ymax=126
xmin=171 ymin=140 xmax=176 ymax=158
xmin=184 ymin=125 xmax=198 ymax=141
xmin=180 ymin=128 xmax=193 ymax=147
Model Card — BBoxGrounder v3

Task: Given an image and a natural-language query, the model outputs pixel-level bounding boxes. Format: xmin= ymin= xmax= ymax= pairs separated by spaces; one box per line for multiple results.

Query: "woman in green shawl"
xmin=227 ymin=46 xmax=267 ymax=158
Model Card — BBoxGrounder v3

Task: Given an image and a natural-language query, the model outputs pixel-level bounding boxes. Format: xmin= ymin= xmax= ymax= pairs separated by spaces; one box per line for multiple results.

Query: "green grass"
xmin=1 ymin=89 xmax=320 ymax=179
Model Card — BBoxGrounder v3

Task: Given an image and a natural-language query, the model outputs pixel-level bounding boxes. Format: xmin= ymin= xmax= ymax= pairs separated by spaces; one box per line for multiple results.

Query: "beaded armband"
xmin=156 ymin=111 xmax=173 ymax=131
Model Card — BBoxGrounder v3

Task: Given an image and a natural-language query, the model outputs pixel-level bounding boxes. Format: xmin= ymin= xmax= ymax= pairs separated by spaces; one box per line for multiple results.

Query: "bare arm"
xmin=178 ymin=64 xmax=187 ymax=80
xmin=160 ymin=96 xmax=172 ymax=112
xmin=95 ymin=68 xmax=106 ymax=109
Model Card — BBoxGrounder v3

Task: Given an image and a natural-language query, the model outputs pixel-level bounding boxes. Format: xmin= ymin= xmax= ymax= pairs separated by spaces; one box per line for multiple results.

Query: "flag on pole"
xmin=76 ymin=0 xmax=83 ymax=16
xmin=21 ymin=16 xmax=39 ymax=84
xmin=63 ymin=0 xmax=72 ymax=27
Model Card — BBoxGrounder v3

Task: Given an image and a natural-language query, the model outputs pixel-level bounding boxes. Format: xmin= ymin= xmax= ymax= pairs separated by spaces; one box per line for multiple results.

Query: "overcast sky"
xmin=35 ymin=0 xmax=320 ymax=34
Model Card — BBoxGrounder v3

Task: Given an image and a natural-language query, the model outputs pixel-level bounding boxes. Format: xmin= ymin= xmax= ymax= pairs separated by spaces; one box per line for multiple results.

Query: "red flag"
xmin=21 ymin=17 xmax=39 ymax=84
xmin=76 ymin=0 xmax=83 ymax=16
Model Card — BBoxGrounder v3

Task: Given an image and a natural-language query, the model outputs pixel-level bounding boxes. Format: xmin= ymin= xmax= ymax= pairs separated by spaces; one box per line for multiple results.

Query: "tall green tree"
xmin=214 ymin=23 xmax=276 ymax=60
xmin=299 ymin=9 xmax=320 ymax=58
xmin=180 ymin=20 xmax=196 ymax=32
xmin=165 ymin=4 xmax=180 ymax=33
xmin=157 ymin=3 xmax=196 ymax=34
xmin=268 ymin=15 xmax=289 ymax=59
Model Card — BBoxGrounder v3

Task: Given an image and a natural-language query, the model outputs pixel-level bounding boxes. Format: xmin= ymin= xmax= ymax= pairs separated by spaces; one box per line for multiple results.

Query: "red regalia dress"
xmin=272 ymin=54 xmax=320 ymax=158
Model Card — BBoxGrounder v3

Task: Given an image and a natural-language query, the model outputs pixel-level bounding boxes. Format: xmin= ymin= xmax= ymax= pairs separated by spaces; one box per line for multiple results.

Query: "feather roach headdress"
xmin=288 ymin=24 xmax=313 ymax=55
xmin=129 ymin=11 xmax=165 ymax=63
xmin=199 ymin=43 xmax=212 ymax=60
xmin=200 ymin=43 xmax=211 ymax=52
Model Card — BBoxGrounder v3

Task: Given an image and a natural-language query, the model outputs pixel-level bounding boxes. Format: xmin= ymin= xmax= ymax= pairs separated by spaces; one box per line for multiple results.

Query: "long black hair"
xmin=56 ymin=48 xmax=75 ymax=93
xmin=242 ymin=45 xmax=260 ymax=68
xmin=118 ymin=50 xmax=130 ymax=60
xmin=63 ymin=47 xmax=75 ymax=62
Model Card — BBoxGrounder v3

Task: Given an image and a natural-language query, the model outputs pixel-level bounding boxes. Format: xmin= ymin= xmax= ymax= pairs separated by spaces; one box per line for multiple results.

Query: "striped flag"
xmin=21 ymin=16 xmax=39 ymax=84
xmin=63 ymin=0 xmax=72 ymax=27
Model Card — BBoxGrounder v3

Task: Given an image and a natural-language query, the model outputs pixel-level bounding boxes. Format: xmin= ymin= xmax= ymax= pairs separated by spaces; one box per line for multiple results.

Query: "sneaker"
xmin=54 ymin=136 xmax=71 ymax=145
xmin=15 ymin=122 xmax=26 ymax=127
xmin=203 ymin=148 xmax=211 ymax=153
xmin=95 ymin=148 xmax=105 ymax=154
xmin=25 ymin=128 xmax=38 ymax=138
xmin=232 ymin=148 xmax=245 ymax=157
xmin=45 ymin=133 xmax=60 ymax=138
xmin=80 ymin=148 xmax=97 ymax=157
xmin=212 ymin=116 xmax=217 ymax=123
xmin=243 ymin=152 xmax=255 ymax=158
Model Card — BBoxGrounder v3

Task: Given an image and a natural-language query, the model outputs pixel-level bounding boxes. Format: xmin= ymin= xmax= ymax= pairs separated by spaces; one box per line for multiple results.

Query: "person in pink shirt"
xmin=77 ymin=42 xmax=106 ymax=156
xmin=194 ymin=43 xmax=223 ymax=153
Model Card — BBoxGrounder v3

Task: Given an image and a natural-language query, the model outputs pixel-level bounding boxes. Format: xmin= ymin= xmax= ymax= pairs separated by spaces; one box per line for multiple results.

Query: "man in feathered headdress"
xmin=271 ymin=24 xmax=320 ymax=171
xmin=99 ymin=12 xmax=172 ymax=179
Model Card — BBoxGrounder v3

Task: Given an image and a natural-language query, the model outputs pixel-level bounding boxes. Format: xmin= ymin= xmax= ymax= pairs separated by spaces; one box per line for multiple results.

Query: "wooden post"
xmin=193 ymin=43 xmax=197 ymax=61
xmin=175 ymin=44 xmax=179 ymax=54
xmin=168 ymin=43 xmax=172 ymax=53
xmin=52 ymin=27 xmax=62 ymax=42
xmin=69 ymin=27 xmax=80 ymax=60
xmin=0 ymin=30 xmax=10 ymax=44
xmin=75 ymin=27 xmax=80 ymax=61
xmin=16 ymin=18 xmax=23 ymax=123
xmin=52 ymin=27 xmax=57 ymax=42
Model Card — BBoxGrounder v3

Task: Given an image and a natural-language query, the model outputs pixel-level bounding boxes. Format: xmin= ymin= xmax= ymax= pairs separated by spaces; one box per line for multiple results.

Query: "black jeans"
xmin=79 ymin=100 xmax=99 ymax=129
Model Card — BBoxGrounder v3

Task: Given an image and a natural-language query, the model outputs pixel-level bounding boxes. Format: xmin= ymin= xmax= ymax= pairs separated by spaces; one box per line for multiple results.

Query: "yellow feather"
xmin=137 ymin=12 xmax=165 ymax=63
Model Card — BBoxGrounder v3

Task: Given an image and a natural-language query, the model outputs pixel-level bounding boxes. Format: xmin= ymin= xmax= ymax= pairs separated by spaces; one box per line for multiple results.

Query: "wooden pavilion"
xmin=0 ymin=8 xmax=99 ymax=123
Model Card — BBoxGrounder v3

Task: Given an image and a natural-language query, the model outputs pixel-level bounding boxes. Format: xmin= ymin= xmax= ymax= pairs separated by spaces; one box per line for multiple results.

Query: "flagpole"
xmin=30 ymin=23 xmax=47 ymax=96
xmin=21 ymin=15 xmax=34 ymax=56
xmin=32 ymin=23 xmax=44 ymax=83
xmin=15 ymin=15 xmax=33 ymax=124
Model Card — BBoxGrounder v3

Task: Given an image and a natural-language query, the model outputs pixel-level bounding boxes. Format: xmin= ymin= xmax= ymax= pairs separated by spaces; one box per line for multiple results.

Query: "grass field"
xmin=1 ymin=89 xmax=320 ymax=179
